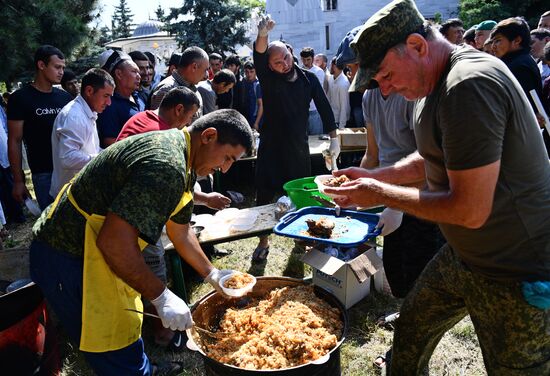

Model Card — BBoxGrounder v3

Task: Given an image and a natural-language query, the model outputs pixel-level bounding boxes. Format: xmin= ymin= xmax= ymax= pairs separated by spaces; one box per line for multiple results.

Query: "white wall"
xmin=266 ymin=0 xmax=459 ymax=62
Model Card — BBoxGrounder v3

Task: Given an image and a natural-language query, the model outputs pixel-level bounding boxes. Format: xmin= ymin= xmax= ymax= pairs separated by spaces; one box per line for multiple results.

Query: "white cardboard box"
xmin=302 ymin=247 xmax=383 ymax=309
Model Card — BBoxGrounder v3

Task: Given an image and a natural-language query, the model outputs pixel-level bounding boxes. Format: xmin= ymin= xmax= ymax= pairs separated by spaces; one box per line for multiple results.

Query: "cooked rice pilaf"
xmin=223 ymin=273 xmax=255 ymax=289
xmin=201 ymin=285 xmax=343 ymax=370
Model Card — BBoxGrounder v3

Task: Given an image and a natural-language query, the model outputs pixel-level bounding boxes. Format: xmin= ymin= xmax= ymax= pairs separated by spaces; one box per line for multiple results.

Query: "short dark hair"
xmin=209 ymin=53 xmax=223 ymax=62
xmin=160 ymin=87 xmax=200 ymax=110
xmin=61 ymin=69 xmax=77 ymax=85
xmin=300 ymin=47 xmax=315 ymax=58
xmin=224 ymin=55 xmax=241 ymax=67
xmin=464 ymin=27 xmax=476 ymax=42
xmin=168 ymin=52 xmax=182 ymax=67
xmin=531 ymin=28 xmax=550 ymax=40
xmin=212 ymin=69 xmax=236 ymax=85
xmin=491 ymin=17 xmax=531 ymax=51
xmin=440 ymin=18 xmax=464 ymax=37
xmin=243 ymin=61 xmax=255 ymax=70
xmin=544 ymin=41 xmax=550 ymax=61
xmin=189 ymin=109 xmax=253 ymax=154
xmin=144 ymin=51 xmax=156 ymax=67
xmin=128 ymin=51 xmax=149 ymax=63
xmin=331 ymin=57 xmax=344 ymax=71
xmin=34 ymin=45 xmax=64 ymax=70
xmin=179 ymin=46 xmax=208 ymax=68
xmin=80 ymin=68 xmax=115 ymax=94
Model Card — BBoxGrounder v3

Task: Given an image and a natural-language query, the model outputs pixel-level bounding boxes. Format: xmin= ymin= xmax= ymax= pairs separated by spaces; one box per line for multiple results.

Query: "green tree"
xmin=166 ymin=0 xmax=251 ymax=55
xmin=155 ymin=4 xmax=165 ymax=22
xmin=0 ymin=0 xmax=99 ymax=86
xmin=112 ymin=0 xmax=134 ymax=39
xmin=236 ymin=0 xmax=265 ymax=14
xmin=459 ymin=0 xmax=547 ymax=29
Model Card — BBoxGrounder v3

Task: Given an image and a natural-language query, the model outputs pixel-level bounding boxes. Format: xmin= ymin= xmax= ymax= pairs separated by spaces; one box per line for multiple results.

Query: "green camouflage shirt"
xmin=33 ymin=129 xmax=195 ymax=257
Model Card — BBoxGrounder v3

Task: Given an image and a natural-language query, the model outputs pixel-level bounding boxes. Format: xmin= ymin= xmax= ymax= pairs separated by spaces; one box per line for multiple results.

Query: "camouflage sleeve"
xmin=169 ymin=200 xmax=194 ymax=225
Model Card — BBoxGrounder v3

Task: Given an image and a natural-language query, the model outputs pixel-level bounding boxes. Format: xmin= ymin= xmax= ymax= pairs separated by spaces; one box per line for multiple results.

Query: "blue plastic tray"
xmin=273 ymin=206 xmax=381 ymax=246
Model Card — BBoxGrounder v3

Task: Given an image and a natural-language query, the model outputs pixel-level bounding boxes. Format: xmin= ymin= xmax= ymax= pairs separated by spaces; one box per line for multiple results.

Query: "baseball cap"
xmin=349 ymin=0 xmax=425 ymax=92
xmin=476 ymin=20 xmax=497 ymax=31
xmin=334 ymin=26 xmax=362 ymax=66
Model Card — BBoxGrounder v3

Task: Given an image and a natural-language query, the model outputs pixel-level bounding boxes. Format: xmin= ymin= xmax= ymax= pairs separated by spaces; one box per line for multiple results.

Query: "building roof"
xmin=133 ymin=20 xmax=164 ymax=37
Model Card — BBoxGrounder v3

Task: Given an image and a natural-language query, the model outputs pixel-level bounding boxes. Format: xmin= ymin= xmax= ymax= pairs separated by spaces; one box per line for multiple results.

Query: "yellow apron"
xmin=48 ymin=129 xmax=193 ymax=353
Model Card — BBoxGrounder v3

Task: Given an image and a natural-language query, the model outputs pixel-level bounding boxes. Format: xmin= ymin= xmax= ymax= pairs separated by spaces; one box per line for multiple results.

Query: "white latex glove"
xmin=376 ymin=208 xmax=404 ymax=236
xmin=257 ymin=14 xmax=275 ymax=37
xmin=150 ymin=288 xmax=193 ymax=331
xmin=329 ymin=137 xmax=340 ymax=159
xmin=205 ymin=268 xmax=234 ymax=294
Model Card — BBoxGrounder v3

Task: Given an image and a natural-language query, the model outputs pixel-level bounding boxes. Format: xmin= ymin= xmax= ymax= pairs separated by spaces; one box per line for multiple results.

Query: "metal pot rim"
xmin=186 ymin=276 xmax=348 ymax=372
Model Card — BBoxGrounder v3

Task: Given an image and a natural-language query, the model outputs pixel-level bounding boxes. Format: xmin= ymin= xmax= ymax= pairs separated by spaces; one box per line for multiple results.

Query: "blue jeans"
xmin=31 ymin=172 xmax=53 ymax=210
xmin=307 ymin=110 xmax=323 ymax=135
xmin=29 ymin=241 xmax=152 ymax=376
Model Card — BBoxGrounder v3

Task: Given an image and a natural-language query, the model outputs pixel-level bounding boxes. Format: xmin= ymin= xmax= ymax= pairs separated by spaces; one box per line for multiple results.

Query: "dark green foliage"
xmin=165 ymin=0 xmax=251 ymax=56
xmin=459 ymin=0 xmax=548 ymax=29
xmin=155 ymin=5 xmax=165 ymax=22
xmin=112 ymin=0 xmax=134 ymax=39
xmin=0 ymin=0 xmax=99 ymax=85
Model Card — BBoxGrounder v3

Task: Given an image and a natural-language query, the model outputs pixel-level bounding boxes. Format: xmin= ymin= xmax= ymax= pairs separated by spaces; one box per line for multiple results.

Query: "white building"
xmin=266 ymin=0 xmax=459 ymax=59
xmin=105 ymin=20 xmax=177 ymax=64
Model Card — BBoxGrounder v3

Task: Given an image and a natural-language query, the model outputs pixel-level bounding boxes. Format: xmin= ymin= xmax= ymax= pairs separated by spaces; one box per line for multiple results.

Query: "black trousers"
xmin=0 ymin=166 xmax=24 ymax=223
xmin=383 ymin=214 xmax=445 ymax=298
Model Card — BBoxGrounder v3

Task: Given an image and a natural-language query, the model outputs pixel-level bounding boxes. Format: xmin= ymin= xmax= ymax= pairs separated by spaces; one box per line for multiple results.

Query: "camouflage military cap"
xmin=350 ymin=0 xmax=425 ymax=92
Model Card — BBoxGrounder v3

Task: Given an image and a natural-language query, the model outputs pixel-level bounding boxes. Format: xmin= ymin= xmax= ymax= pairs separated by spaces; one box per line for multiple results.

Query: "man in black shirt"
xmin=251 ymin=16 xmax=340 ymax=261
xmin=7 ymin=45 xmax=73 ymax=210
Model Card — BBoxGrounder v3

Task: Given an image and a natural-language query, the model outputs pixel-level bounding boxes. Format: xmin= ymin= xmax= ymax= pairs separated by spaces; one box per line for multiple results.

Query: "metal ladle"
xmin=124 ymin=308 xmax=226 ymax=339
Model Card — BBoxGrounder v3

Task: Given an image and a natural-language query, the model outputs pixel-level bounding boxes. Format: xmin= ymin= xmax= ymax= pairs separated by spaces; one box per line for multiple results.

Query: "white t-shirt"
xmin=307 ymin=65 xmax=326 ymax=111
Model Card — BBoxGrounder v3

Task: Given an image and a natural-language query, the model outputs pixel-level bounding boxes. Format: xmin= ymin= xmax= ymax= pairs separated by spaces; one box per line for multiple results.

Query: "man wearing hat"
xmin=475 ymin=20 xmax=497 ymax=50
xmin=251 ymin=15 xmax=340 ymax=262
xmin=334 ymin=26 xmax=365 ymax=128
xmin=325 ymin=0 xmax=550 ymax=373
xmin=96 ymin=50 xmax=142 ymax=148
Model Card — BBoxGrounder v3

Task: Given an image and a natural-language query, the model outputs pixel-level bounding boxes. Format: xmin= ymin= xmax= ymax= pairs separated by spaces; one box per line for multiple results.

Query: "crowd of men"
xmin=0 ymin=0 xmax=549 ymax=374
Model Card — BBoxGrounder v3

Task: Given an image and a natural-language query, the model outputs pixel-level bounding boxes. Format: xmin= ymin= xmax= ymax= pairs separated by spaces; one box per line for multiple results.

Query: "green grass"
xmin=58 ymin=233 xmax=486 ymax=375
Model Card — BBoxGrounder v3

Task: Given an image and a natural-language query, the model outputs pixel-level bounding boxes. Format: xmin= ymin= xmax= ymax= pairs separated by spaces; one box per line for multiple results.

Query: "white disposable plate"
xmin=314 ymin=175 xmax=346 ymax=199
xmin=219 ymin=272 xmax=257 ymax=297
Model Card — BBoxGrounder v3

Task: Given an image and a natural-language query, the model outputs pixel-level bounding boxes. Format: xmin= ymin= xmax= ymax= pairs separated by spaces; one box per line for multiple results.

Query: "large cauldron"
xmin=186 ymin=277 xmax=348 ymax=376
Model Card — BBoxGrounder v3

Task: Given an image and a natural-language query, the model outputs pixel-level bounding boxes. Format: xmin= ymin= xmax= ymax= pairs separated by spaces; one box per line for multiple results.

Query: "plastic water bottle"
xmin=25 ymin=198 xmax=41 ymax=216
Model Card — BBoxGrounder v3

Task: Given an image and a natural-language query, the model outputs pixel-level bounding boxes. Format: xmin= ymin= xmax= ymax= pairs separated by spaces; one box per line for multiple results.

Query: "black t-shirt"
xmin=7 ymin=84 xmax=72 ymax=173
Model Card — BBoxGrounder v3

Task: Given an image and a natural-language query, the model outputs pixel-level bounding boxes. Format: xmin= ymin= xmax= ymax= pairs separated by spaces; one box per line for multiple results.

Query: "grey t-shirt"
xmin=362 ymin=89 xmax=417 ymax=167
xmin=197 ymin=80 xmax=217 ymax=115
xmin=415 ymin=46 xmax=550 ymax=281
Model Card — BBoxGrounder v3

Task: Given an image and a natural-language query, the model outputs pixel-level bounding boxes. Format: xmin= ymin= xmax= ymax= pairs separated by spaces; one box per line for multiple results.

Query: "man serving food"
xmin=30 ymin=109 xmax=253 ymax=374
xmin=325 ymin=0 xmax=550 ymax=373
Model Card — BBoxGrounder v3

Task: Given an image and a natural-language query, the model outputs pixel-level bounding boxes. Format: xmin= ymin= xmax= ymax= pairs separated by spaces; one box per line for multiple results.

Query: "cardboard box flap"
xmin=348 ymin=248 xmax=383 ymax=283
xmin=301 ymin=249 xmax=345 ymax=275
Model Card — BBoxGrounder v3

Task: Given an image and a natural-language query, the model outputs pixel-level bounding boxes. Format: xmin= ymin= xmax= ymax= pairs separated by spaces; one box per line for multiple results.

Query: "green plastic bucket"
xmin=283 ymin=176 xmax=332 ymax=209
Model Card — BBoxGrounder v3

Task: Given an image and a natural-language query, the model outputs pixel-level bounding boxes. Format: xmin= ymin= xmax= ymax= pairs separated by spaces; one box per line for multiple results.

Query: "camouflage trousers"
xmin=390 ymin=243 xmax=550 ymax=375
